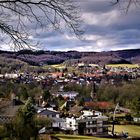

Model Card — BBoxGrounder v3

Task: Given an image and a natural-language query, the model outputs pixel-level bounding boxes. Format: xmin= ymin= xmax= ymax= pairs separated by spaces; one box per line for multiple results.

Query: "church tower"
xmin=90 ymin=81 xmax=97 ymax=101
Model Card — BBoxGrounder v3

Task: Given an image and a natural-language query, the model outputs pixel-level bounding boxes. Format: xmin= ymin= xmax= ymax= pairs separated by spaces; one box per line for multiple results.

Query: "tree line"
xmin=63 ymin=79 xmax=140 ymax=117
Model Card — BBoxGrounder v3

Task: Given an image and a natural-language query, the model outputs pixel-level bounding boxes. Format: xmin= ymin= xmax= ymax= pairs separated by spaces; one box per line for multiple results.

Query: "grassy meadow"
xmin=53 ymin=125 xmax=140 ymax=140
xmin=54 ymin=134 xmax=113 ymax=140
xmin=112 ymin=125 xmax=140 ymax=138
xmin=106 ymin=64 xmax=139 ymax=68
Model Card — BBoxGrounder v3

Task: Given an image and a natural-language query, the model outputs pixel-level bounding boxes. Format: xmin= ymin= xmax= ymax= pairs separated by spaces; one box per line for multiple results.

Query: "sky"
xmin=1 ymin=0 xmax=140 ymax=52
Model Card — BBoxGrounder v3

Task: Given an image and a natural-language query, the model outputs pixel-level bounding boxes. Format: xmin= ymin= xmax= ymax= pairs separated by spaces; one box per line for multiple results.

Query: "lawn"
xmin=42 ymin=125 xmax=140 ymax=140
xmin=106 ymin=64 xmax=139 ymax=68
xmin=51 ymin=64 xmax=66 ymax=69
xmin=55 ymin=134 xmax=113 ymax=140
xmin=111 ymin=125 xmax=140 ymax=138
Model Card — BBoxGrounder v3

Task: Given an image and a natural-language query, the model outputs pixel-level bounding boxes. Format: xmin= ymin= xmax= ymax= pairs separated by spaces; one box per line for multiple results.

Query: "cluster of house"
xmin=0 ymin=90 xmax=110 ymax=136
xmin=0 ymin=63 xmax=139 ymax=89
xmin=0 ymin=87 xmax=139 ymax=137
xmin=37 ymin=107 xmax=109 ymax=136
xmin=0 ymin=63 xmax=139 ymax=86
xmin=0 ymin=63 xmax=139 ymax=137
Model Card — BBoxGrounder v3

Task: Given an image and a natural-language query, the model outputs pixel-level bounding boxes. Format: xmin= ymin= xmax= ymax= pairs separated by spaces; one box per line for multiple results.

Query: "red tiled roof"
xmin=79 ymin=73 xmax=103 ymax=77
xmin=84 ymin=101 xmax=112 ymax=109
xmin=50 ymin=72 xmax=63 ymax=77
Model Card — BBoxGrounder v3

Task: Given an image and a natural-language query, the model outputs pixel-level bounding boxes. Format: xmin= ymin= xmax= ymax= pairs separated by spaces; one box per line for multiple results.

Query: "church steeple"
xmin=90 ymin=81 xmax=97 ymax=101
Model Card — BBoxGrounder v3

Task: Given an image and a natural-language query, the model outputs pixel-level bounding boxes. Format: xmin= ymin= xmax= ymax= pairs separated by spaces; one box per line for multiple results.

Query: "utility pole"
xmin=112 ymin=103 xmax=119 ymax=136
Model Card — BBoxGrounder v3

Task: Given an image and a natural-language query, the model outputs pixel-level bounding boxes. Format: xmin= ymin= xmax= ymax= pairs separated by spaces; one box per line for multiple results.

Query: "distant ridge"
xmin=0 ymin=48 xmax=140 ymax=66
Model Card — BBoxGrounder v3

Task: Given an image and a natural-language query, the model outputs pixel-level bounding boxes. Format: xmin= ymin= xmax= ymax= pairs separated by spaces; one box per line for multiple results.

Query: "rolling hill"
xmin=0 ymin=49 xmax=140 ymax=66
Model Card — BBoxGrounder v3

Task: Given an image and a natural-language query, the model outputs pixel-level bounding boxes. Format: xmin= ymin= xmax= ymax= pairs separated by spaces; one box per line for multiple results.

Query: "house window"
xmin=92 ymin=128 xmax=96 ymax=132
xmin=92 ymin=121 xmax=96 ymax=124
xmin=103 ymin=128 xmax=108 ymax=132
xmin=59 ymin=123 xmax=61 ymax=127
xmin=87 ymin=121 xmax=90 ymax=125
xmin=70 ymin=122 xmax=72 ymax=127
xmin=88 ymin=129 xmax=90 ymax=133
xmin=103 ymin=121 xmax=108 ymax=125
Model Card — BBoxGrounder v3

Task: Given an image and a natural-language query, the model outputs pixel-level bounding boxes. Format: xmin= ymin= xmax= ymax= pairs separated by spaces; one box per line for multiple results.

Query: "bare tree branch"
xmin=0 ymin=0 xmax=83 ymax=50
xmin=112 ymin=0 xmax=139 ymax=13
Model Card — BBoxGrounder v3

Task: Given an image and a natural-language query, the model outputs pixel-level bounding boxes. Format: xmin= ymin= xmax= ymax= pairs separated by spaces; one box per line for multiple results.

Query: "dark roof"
xmin=0 ymin=100 xmax=24 ymax=124
xmin=69 ymin=105 xmax=83 ymax=115
xmin=84 ymin=97 xmax=93 ymax=102
xmin=0 ymin=100 xmax=24 ymax=116
xmin=0 ymin=100 xmax=11 ymax=109
xmin=52 ymin=117 xmax=65 ymax=122
xmin=66 ymin=100 xmax=75 ymax=108
xmin=0 ymin=106 xmax=21 ymax=116
xmin=0 ymin=115 xmax=13 ymax=124
xmin=38 ymin=109 xmax=59 ymax=116
xmin=47 ymin=101 xmax=58 ymax=107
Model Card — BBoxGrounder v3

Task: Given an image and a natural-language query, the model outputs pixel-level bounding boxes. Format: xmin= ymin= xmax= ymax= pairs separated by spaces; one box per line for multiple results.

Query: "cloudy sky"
xmin=1 ymin=0 xmax=140 ymax=52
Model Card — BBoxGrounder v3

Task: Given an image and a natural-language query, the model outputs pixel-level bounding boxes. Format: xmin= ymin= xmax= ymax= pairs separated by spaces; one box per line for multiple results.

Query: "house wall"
xmin=5 ymin=73 xmax=19 ymax=79
xmin=52 ymin=122 xmax=65 ymax=129
xmin=42 ymin=114 xmax=59 ymax=118
xmin=63 ymin=110 xmax=109 ymax=135
xmin=80 ymin=110 xmax=102 ymax=118
xmin=77 ymin=115 xmax=109 ymax=135
xmin=65 ymin=117 xmax=77 ymax=131
xmin=133 ymin=117 xmax=140 ymax=122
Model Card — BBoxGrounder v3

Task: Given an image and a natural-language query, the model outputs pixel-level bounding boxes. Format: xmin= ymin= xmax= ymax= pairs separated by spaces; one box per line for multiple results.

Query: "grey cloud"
xmin=79 ymin=0 xmax=114 ymax=13
xmin=4 ymin=0 xmax=139 ymax=52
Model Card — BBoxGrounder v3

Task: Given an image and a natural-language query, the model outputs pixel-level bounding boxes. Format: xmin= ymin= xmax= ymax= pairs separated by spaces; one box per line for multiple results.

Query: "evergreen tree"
xmin=12 ymin=98 xmax=38 ymax=140
xmin=43 ymin=90 xmax=51 ymax=101
xmin=131 ymin=97 xmax=140 ymax=117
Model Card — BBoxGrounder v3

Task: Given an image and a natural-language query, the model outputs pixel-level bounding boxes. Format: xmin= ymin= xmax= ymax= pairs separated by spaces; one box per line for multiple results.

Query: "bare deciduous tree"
xmin=112 ymin=0 xmax=140 ymax=13
xmin=0 ymin=0 xmax=83 ymax=50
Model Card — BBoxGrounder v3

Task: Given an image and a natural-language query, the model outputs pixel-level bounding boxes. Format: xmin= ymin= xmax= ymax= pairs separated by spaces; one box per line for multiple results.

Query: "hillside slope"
xmin=0 ymin=49 xmax=140 ymax=66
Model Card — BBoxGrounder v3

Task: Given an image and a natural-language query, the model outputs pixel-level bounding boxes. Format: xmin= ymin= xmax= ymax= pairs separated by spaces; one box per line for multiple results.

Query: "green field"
xmin=52 ymin=65 xmax=65 ymax=69
xmin=112 ymin=125 xmax=140 ymax=138
xmin=106 ymin=64 xmax=139 ymax=68
xmin=55 ymin=125 xmax=140 ymax=139
xmin=42 ymin=64 xmax=66 ymax=69
xmin=55 ymin=134 xmax=113 ymax=140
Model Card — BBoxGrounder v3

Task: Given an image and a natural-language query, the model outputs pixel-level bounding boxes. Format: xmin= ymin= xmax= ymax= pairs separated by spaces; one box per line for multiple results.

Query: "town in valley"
xmin=0 ymin=49 xmax=140 ymax=140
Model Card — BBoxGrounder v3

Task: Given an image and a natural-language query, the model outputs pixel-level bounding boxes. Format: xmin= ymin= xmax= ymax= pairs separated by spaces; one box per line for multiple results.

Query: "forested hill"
xmin=0 ymin=49 xmax=140 ymax=66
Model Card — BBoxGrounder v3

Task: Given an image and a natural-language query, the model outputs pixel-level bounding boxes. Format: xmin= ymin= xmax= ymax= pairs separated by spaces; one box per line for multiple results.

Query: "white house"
xmin=55 ymin=91 xmax=79 ymax=99
xmin=64 ymin=110 xmax=109 ymax=135
xmin=38 ymin=108 xmax=60 ymax=118
xmin=0 ymin=74 xmax=4 ymax=78
xmin=80 ymin=110 xmax=102 ymax=118
xmin=5 ymin=73 xmax=19 ymax=79
xmin=37 ymin=108 xmax=65 ymax=130
xmin=77 ymin=110 xmax=108 ymax=135
xmin=65 ymin=117 xmax=77 ymax=131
